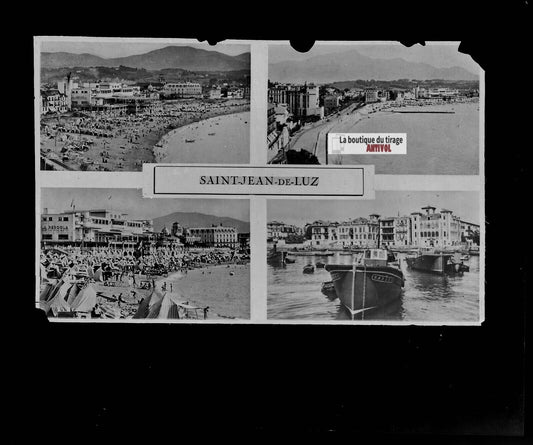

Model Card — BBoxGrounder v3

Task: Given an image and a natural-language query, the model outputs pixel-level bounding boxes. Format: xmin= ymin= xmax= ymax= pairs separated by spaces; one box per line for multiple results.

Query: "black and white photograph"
xmin=267 ymin=192 xmax=481 ymax=322
xmin=267 ymin=42 xmax=481 ymax=174
xmin=39 ymin=188 xmax=251 ymax=320
xmin=37 ymin=38 xmax=251 ymax=171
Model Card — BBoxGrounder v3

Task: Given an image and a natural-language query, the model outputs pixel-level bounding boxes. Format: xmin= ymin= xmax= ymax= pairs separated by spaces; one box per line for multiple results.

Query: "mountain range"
xmin=152 ymin=212 xmax=249 ymax=234
xmin=41 ymin=46 xmax=251 ymax=72
xmin=269 ymin=49 xmax=478 ymax=83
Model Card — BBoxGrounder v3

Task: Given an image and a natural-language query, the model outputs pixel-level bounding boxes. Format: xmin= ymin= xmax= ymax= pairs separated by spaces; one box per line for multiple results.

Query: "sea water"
xmin=267 ymin=252 xmax=480 ymax=322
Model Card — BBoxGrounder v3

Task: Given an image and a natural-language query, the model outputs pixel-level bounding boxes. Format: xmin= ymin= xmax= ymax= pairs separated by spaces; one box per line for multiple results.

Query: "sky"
xmin=41 ymin=188 xmax=250 ymax=222
xmin=269 ymin=42 xmax=480 ymax=75
xmin=268 ymin=191 xmax=480 ymax=227
xmin=40 ymin=40 xmax=249 ymax=58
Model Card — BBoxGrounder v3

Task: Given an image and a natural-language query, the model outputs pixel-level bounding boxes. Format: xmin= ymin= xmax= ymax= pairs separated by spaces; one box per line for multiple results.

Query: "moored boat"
xmin=316 ymin=261 xmax=326 ymax=268
xmin=303 ymin=264 xmax=315 ymax=274
xmin=405 ymin=251 xmax=469 ymax=274
xmin=325 ymin=248 xmax=404 ymax=317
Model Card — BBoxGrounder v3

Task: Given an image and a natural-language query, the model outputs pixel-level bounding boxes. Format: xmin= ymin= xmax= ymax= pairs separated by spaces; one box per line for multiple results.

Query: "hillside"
xmin=269 ymin=49 xmax=478 ymax=83
xmin=41 ymin=45 xmax=251 ymax=72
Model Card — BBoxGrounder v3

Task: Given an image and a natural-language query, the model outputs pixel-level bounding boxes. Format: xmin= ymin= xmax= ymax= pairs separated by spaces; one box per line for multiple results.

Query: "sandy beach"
xmin=156 ymin=263 xmax=250 ymax=319
xmin=40 ymin=98 xmax=250 ymax=171
xmin=42 ymin=262 xmax=250 ymax=320
xmin=154 ymin=111 xmax=250 ymax=164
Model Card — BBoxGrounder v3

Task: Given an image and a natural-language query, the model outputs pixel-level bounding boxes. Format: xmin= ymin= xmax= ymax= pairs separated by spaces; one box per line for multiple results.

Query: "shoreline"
xmin=154 ymin=262 xmax=250 ymax=319
xmin=40 ymin=99 xmax=250 ymax=172
xmin=153 ymin=108 xmax=250 ymax=163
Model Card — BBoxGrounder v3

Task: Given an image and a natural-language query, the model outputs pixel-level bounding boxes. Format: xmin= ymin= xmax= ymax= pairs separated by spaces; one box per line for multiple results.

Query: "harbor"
xmin=267 ymin=250 xmax=480 ymax=322
xmin=266 ymin=195 xmax=481 ymax=322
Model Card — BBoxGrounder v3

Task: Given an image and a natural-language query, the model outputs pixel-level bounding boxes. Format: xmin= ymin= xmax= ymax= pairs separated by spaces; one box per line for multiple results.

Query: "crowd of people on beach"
xmin=40 ymin=98 xmax=250 ymax=171
xmin=40 ymin=245 xmax=248 ymax=285
xmin=39 ymin=245 xmax=249 ymax=320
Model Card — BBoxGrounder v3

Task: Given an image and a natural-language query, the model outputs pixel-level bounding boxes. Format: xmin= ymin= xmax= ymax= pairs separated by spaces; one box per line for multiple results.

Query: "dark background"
xmin=19 ymin=1 xmax=528 ymax=440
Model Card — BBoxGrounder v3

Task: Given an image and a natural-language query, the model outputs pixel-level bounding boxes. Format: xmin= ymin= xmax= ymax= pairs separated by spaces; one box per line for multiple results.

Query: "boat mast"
xmin=351 ymin=259 xmax=356 ymax=320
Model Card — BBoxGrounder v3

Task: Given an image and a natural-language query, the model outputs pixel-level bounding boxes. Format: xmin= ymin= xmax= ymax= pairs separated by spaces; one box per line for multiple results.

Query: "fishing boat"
xmin=404 ymin=250 xmax=469 ymax=274
xmin=267 ymin=245 xmax=286 ymax=265
xmin=303 ymin=264 xmax=315 ymax=274
xmin=321 ymin=281 xmax=337 ymax=300
xmin=325 ymin=248 xmax=404 ymax=317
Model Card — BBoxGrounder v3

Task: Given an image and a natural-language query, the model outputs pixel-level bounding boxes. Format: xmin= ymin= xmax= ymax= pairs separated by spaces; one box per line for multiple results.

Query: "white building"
xmin=163 ymin=82 xmax=202 ymax=97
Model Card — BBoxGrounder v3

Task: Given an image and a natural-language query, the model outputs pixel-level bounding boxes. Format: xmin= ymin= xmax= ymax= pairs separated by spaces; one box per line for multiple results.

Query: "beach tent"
xmin=45 ymin=281 xmax=72 ymax=316
xmin=39 ymin=283 xmax=54 ymax=303
xmin=157 ymin=292 xmax=183 ymax=319
xmin=132 ymin=287 xmax=165 ymax=319
xmin=66 ymin=283 xmax=80 ymax=306
xmin=146 ymin=296 xmax=163 ymax=319
xmin=70 ymin=284 xmax=97 ymax=313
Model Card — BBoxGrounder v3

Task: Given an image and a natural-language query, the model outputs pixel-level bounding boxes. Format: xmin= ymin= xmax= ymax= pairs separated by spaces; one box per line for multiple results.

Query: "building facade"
xmin=337 ymin=215 xmax=380 ymax=248
xmin=309 ymin=221 xmax=339 ymax=247
xmin=267 ymin=221 xmax=302 ymax=241
xmin=187 ymin=225 xmax=238 ymax=248
xmin=41 ymin=209 xmax=153 ymax=246
xmin=162 ymin=82 xmax=202 ymax=97
xmin=41 ymin=89 xmax=69 ymax=114
xmin=268 ymin=84 xmax=324 ymax=119
xmin=410 ymin=206 xmax=461 ymax=248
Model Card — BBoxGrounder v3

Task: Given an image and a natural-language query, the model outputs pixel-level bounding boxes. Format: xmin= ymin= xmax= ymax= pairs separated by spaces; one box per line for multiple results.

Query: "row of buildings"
xmin=40 ymin=75 xmax=250 ymax=115
xmin=268 ymin=206 xmax=480 ymax=249
xmin=41 ymin=208 xmax=248 ymax=249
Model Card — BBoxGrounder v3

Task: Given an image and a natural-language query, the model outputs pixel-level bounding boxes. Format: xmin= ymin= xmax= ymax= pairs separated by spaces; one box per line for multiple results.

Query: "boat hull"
xmin=405 ymin=254 xmax=467 ymax=274
xmin=325 ymin=265 xmax=404 ymax=313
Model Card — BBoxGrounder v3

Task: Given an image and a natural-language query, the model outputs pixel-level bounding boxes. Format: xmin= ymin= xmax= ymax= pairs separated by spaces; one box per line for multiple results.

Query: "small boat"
xmin=460 ymin=254 xmax=470 ymax=261
xmin=321 ymin=281 xmax=337 ymax=300
xmin=325 ymin=248 xmax=404 ymax=317
xmin=316 ymin=261 xmax=326 ymax=268
xmin=208 ymin=132 xmax=216 ymax=136
xmin=303 ymin=264 xmax=315 ymax=274
xmin=284 ymin=257 xmax=296 ymax=264
xmin=185 ymin=139 xmax=195 ymax=143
